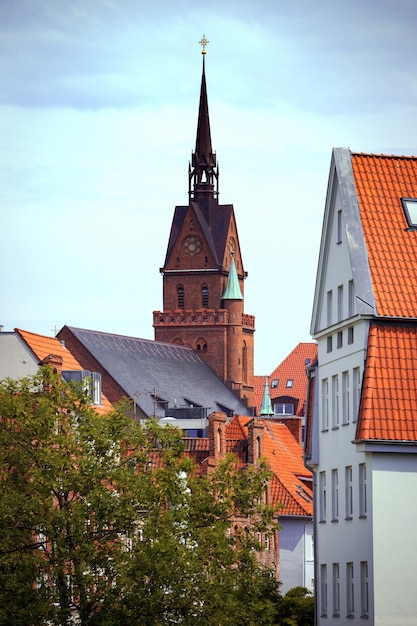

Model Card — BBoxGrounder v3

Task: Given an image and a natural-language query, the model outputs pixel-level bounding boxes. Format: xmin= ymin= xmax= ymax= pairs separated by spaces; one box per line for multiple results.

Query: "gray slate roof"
xmin=63 ymin=326 xmax=251 ymax=418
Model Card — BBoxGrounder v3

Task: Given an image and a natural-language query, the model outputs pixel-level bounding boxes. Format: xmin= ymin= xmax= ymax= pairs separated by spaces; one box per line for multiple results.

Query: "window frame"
xmin=345 ymin=465 xmax=353 ymax=520
xmin=331 ymin=468 xmax=339 ymax=522
xmin=401 ymin=197 xmax=417 ymax=228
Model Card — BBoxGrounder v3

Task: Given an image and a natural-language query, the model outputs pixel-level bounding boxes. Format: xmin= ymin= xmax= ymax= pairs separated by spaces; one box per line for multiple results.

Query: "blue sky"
xmin=2 ymin=0 xmax=417 ymax=373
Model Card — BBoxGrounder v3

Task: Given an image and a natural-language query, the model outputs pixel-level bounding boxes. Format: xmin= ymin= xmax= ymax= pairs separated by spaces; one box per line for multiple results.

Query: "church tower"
xmin=153 ymin=38 xmax=255 ymax=408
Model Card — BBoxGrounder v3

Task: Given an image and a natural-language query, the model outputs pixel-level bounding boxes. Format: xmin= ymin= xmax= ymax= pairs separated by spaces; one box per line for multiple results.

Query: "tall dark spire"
xmin=189 ymin=36 xmax=219 ymax=211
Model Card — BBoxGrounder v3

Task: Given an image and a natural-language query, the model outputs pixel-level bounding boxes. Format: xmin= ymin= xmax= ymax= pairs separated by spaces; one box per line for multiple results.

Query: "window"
xmin=346 ymin=562 xmax=354 ymax=617
xmin=327 ymin=335 xmax=333 ymax=353
xmin=177 ymin=285 xmax=184 ymax=308
xmin=271 ymin=379 xmax=278 ymax=388
xmin=337 ymin=330 xmax=343 ymax=348
xmin=320 ymin=564 xmax=328 ymax=617
xmin=345 ymin=466 xmax=353 ymax=519
xmin=196 ymin=341 xmax=207 ymax=351
xmin=327 ymin=290 xmax=333 ymax=326
xmin=401 ymin=197 xmax=417 ymax=228
xmin=286 ymin=379 xmax=293 ymax=388
xmin=333 ymin=563 xmax=340 ymax=617
xmin=256 ymin=436 xmax=261 ymax=459
xmin=359 ymin=463 xmax=367 ymax=518
xmin=337 ymin=284 xmax=343 ymax=322
xmin=62 ymin=370 xmax=102 ymax=406
xmin=331 ymin=469 xmax=339 ymax=522
xmin=91 ymin=372 xmax=102 ymax=405
xmin=348 ymin=279 xmax=355 ymax=316
xmin=353 ymin=367 xmax=361 ymax=422
xmin=322 ymin=378 xmax=329 ymax=431
xmin=342 ymin=370 xmax=350 ymax=425
xmin=201 ymin=285 xmax=209 ymax=307
xmin=347 ymin=326 xmax=354 ymax=344
xmin=332 ymin=375 xmax=339 ymax=429
xmin=216 ymin=427 xmax=222 ymax=453
xmin=337 ymin=209 xmax=342 ymax=244
xmin=319 ymin=471 xmax=327 ymax=522
xmin=360 ymin=561 xmax=369 ymax=618
xmin=274 ymin=403 xmax=294 ymax=416
xmin=242 ymin=341 xmax=248 ymax=383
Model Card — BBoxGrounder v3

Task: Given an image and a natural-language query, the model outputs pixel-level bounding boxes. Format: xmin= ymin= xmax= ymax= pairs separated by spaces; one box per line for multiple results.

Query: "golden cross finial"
xmin=199 ymin=34 xmax=209 ymax=55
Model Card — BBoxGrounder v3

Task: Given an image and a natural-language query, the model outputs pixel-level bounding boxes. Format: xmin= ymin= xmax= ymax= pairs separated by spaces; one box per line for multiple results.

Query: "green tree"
xmin=0 ymin=369 xmax=280 ymax=625
xmin=274 ymin=586 xmax=315 ymax=626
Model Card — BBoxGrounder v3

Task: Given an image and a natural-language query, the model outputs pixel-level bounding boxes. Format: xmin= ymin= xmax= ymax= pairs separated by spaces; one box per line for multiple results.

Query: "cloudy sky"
xmin=2 ymin=0 xmax=417 ymax=374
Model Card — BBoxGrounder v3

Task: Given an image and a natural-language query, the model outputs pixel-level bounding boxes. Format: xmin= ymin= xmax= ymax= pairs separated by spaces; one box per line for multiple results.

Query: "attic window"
xmin=274 ymin=403 xmax=294 ymax=416
xmin=401 ymin=198 xmax=417 ymax=228
xmin=286 ymin=379 xmax=293 ymax=388
xmin=62 ymin=370 xmax=102 ymax=406
xmin=271 ymin=379 xmax=278 ymax=388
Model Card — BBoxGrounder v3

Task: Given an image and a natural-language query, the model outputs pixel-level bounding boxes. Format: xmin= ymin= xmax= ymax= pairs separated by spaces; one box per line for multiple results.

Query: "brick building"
xmin=184 ymin=411 xmax=314 ymax=589
xmin=153 ymin=48 xmax=255 ymax=410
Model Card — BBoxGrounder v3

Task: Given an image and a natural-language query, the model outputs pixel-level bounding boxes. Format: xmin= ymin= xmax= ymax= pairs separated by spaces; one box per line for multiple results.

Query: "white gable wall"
xmin=279 ymin=518 xmax=314 ymax=594
xmin=0 ymin=333 xmax=38 ymax=380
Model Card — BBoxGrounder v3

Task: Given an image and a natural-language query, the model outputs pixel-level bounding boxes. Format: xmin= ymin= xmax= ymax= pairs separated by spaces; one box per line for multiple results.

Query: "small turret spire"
xmin=259 ymin=377 xmax=274 ymax=416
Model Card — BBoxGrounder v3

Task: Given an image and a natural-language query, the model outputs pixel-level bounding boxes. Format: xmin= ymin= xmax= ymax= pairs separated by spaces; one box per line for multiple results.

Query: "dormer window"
xmin=401 ymin=198 xmax=417 ymax=228
xmin=62 ymin=370 xmax=102 ymax=406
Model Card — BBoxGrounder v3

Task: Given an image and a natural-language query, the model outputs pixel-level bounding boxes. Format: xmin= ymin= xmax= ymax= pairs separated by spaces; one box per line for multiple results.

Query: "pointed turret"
xmin=189 ymin=38 xmax=219 ymax=221
xmin=222 ymin=255 xmax=243 ymax=301
xmin=259 ymin=377 xmax=274 ymax=416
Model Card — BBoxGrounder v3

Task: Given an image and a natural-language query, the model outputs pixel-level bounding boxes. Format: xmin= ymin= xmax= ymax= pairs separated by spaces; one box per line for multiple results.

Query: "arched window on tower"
xmin=177 ymin=285 xmax=184 ymax=308
xmin=217 ymin=427 xmax=222 ymax=453
xmin=201 ymin=285 xmax=209 ymax=308
xmin=196 ymin=338 xmax=208 ymax=352
xmin=242 ymin=341 xmax=248 ymax=383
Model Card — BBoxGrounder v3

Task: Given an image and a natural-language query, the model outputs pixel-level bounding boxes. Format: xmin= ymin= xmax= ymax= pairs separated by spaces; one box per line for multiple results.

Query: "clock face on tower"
xmin=182 ymin=235 xmax=202 ymax=256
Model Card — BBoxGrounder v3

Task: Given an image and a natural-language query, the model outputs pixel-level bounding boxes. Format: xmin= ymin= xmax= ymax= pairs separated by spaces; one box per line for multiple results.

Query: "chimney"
xmin=247 ymin=418 xmax=264 ymax=465
xmin=41 ymin=354 xmax=64 ymax=374
xmin=207 ymin=412 xmax=227 ymax=460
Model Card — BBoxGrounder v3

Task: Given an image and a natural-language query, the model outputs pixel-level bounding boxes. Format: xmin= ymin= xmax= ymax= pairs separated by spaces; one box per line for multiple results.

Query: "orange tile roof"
xmin=15 ymin=328 xmax=113 ymax=414
xmin=254 ymin=343 xmax=317 ymax=415
xmin=226 ymin=416 xmax=313 ymax=517
xmin=356 ymin=322 xmax=417 ymax=442
xmin=352 ymin=153 xmax=417 ymax=318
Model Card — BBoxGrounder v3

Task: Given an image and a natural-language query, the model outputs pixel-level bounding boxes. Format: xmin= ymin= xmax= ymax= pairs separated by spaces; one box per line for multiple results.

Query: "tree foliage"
xmin=0 ymin=369 xmax=281 ymax=625
xmin=274 ymin=586 xmax=315 ymax=626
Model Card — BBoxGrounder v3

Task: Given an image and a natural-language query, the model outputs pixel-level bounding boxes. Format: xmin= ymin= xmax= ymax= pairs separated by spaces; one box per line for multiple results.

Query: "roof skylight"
xmin=401 ymin=198 xmax=417 ymax=228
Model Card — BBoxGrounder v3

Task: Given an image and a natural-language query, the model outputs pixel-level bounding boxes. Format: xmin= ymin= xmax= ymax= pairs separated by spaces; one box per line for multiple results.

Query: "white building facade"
xmin=307 ymin=148 xmax=417 ymax=625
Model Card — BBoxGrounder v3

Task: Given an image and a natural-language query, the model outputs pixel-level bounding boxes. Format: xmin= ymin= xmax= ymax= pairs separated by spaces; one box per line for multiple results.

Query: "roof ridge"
xmin=352 ymin=151 xmax=417 ymax=160
xmin=65 ymin=326 xmax=197 ymax=352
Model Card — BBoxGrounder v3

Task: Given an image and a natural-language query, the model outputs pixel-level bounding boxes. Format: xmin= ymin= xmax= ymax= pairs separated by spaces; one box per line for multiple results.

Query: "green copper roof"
xmin=259 ymin=377 xmax=274 ymax=416
xmin=222 ymin=256 xmax=243 ymax=300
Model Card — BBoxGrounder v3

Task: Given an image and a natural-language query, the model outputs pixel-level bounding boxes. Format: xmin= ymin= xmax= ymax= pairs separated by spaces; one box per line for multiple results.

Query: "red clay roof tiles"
xmin=350 ymin=153 xmax=417 ymax=442
xmin=357 ymin=322 xmax=417 ymax=442
xmin=15 ymin=328 xmax=113 ymax=414
xmin=254 ymin=343 xmax=317 ymax=416
xmin=352 ymin=153 xmax=417 ymax=318
xmin=226 ymin=416 xmax=313 ymax=517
